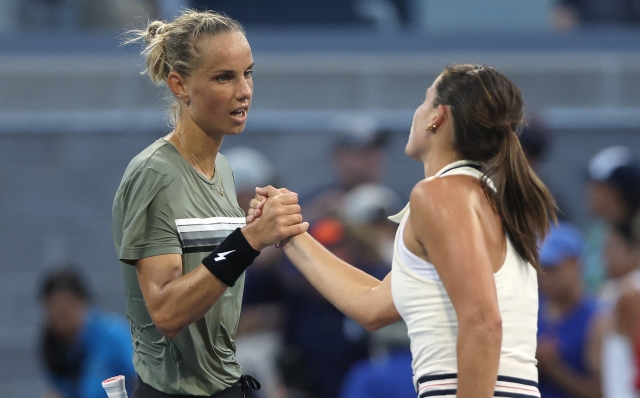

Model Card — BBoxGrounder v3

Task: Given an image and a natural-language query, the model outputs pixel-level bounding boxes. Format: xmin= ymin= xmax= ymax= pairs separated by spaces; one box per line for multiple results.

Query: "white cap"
xmin=588 ymin=146 xmax=633 ymax=181
xmin=224 ymin=147 xmax=276 ymax=192
xmin=341 ymin=184 xmax=403 ymax=226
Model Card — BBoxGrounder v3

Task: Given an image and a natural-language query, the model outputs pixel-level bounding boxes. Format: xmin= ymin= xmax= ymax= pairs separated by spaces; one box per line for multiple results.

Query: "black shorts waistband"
xmin=132 ymin=375 xmax=259 ymax=398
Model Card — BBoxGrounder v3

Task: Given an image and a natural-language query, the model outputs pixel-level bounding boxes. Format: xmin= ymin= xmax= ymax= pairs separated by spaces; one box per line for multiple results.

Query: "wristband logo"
xmin=214 ymin=250 xmax=236 ymax=262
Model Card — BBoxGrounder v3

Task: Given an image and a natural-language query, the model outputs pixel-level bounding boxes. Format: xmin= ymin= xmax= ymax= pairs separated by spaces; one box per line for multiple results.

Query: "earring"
xmin=184 ymin=100 xmax=189 ymax=107
xmin=426 ymin=124 xmax=437 ymax=132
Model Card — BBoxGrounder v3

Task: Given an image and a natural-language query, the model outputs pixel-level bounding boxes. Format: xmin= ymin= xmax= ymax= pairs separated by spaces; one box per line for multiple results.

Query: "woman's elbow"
xmin=156 ymin=325 xmax=180 ymax=340
xmin=363 ymin=318 xmax=386 ymax=332
xmin=150 ymin=310 xmax=182 ymax=339
xmin=362 ymin=309 xmax=401 ymax=331
xmin=462 ymin=311 xmax=502 ymax=339
xmin=480 ymin=313 xmax=502 ymax=340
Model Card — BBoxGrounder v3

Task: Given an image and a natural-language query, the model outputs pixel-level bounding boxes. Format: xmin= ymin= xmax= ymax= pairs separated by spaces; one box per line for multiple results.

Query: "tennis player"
xmin=249 ymin=64 xmax=556 ymax=398
xmin=112 ymin=10 xmax=307 ymax=398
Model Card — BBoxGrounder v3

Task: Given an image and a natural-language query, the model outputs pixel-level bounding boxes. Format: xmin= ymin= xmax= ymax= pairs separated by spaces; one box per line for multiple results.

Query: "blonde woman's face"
xmin=184 ymin=31 xmax=254 ymax=136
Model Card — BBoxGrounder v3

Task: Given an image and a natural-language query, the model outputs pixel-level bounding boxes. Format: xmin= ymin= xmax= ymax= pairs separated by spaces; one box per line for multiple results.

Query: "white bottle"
xmin=102 ymin=375 xmax=128 ymax=398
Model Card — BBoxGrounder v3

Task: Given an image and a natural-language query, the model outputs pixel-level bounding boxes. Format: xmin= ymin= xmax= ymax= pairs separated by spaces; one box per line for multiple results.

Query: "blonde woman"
xmin=112 ymin=10 xmax=307 ymax=398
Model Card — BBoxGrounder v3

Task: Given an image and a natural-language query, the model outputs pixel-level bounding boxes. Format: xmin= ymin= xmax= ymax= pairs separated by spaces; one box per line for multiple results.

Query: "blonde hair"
xmin=126 ymin=9 xmax=245 ymax=122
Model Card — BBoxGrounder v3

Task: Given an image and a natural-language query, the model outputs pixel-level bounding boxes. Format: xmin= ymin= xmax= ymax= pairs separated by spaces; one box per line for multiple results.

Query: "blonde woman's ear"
xmin=166 ymin=71 xmax=189 ymax=102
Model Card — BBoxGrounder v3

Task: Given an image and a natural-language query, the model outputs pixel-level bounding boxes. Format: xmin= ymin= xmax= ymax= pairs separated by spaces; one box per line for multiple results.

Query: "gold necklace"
xmin=175 ymin=131 xmax=225 ymax=197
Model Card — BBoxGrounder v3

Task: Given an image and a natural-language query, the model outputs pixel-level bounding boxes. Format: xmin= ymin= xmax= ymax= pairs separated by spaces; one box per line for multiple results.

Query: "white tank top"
xmin=390 ymin=160 xmax=540 ymax=397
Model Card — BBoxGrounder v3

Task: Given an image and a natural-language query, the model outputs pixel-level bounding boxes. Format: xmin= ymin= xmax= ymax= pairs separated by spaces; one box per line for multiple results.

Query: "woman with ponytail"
xmin=112 ymin=9 xmax=307 ymax=398
xmin=249 ymin=64 xmax=556 ymax=398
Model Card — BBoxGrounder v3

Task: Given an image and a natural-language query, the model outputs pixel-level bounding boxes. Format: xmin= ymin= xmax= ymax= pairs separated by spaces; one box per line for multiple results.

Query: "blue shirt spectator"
xmin=536 ymin=222 xmax=603 ymax=398
xmin=40 ymin=268 xmax=136 ymax=398
xmin=340 ymin=347 xmax=415 ymax=398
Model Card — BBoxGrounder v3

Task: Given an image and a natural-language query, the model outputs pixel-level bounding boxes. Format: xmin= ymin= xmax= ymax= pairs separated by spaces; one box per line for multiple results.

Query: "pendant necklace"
xmin=175 ymin=131 xmax=225 ymax=197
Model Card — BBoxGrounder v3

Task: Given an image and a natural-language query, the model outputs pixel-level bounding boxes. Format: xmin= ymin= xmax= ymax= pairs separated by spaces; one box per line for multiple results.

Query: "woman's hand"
xmin=242 ymin=186 xmax=308 ymax=250
xmin=246 ymin=186 xmax=293 ymax=223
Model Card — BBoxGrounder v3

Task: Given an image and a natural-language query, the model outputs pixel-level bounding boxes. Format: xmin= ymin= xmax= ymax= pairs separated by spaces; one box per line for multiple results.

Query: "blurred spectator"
xmin=190 ymin=0 xmax=408 ymax=27
xmin=300 ymin=122 xmax=391 ymax=223
xmin=583 ymin=146 xmax=640 ymax=294
xmin=624 ymin=211 xmax=640 ymax=394
xmin=39 ymin=267 xmax=136 ymax=398
xmin=276 ymin=145 xmax=401 ymax=398
xmin=21 ymin=0 xmax=155 ymax=31
xmin=554 ymin=0 xmax=640 ymax=30
xmin=519 ymin=116 xmax=551 ymax=173
xmin=339 ymin=321 xmax=414 ymax=398
xmin=617 ymin=288 xmax=640 ymax=395
xmin=225 ymin=146 xmax=278 ymax=211
xmin=341 ymin=183 xmax=403 ymax=265
xmin=537 ymin=222 xmax=603 ymax=398
xmin=599 ymin=222 xmax=640 ymax=398
xmin=225 ymin=147 xmax=287 ymax=398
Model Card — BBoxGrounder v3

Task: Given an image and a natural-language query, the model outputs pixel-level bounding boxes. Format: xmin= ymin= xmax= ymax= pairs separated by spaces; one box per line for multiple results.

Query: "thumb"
xmin=278 ymin=187 xmax=298 ymax=195
xmin=256 ymin=185 xmax=281 ymax=198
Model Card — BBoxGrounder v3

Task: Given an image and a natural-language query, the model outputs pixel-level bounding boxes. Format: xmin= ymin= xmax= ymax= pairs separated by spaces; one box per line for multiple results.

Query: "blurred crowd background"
xmin=1 ymin=0 xmax=640 ymax=397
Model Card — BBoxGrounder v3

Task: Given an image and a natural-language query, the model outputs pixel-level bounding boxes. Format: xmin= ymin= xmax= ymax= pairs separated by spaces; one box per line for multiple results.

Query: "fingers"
xmin=256 ymin=185 xmax=280 ymax=198
xmin=270 ymin=203 xmax=301 ymax=216
xmin=246 ymin=207 xmax=259 ymax=223
xmin=250 ymin=198 xmax=264 ymax=211
xmin=292 ymin=221 xmax=309 ymax=235
xmin=276 ymin=221 xmax=309 ymax=241
xmin=270 ymin=192 xmax=300 ymax=206
xmin=256 ymin=186 xmax=298 ymax=198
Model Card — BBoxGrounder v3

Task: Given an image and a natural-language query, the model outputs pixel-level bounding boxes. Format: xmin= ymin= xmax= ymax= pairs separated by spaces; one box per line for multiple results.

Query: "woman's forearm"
xmin=283 ymin=232 xmax=400 ymax=330
xmin=456 ymin=315 xmax=502 ymax=398
xmin=144 ymin=264 xmax=227 ymax=338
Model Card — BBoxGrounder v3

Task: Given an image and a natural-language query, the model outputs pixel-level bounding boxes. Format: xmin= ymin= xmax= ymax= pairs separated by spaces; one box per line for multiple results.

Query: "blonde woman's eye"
xmin=244 ymin=69 xmax=253 ymax=78
xmin=217 ymin=75 xmax=229 ymax=83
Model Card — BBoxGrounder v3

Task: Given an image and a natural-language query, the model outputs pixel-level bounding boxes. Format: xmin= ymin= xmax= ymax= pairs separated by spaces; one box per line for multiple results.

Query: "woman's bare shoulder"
xmin=410 ymin=175 xmax=483 ymax=217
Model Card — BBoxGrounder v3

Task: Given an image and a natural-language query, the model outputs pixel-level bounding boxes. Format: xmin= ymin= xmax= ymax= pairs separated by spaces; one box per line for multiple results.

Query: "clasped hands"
xmin=242 ymin=186 xmax=308 ymax=250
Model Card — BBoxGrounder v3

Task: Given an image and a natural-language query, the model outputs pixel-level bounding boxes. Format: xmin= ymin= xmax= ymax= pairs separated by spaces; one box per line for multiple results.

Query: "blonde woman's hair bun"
xmin=144 ymin=21 xmax=167 ymax=44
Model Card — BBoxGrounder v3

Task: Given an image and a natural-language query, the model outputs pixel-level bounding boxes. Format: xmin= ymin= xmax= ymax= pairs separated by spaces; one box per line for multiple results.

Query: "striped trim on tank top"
xmin=417 ymin=373 xmax=540 ymax=398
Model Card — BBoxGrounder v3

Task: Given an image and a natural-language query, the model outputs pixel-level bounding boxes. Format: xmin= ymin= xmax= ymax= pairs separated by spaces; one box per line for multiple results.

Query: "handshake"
xmin=241 ymin=186 xmax=309 ymax=251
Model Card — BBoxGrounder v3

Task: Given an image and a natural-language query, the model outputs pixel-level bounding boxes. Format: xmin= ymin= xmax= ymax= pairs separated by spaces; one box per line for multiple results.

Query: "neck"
xmin=423 ymin=148 xmax=460 ymax=178
xmin=168 ymin=118 xmax=222 ymax=179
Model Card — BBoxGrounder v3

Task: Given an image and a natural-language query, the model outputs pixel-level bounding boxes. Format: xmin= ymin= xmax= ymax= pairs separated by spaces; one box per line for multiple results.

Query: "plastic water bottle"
xmin=102 ymin=375 xmax=128 ymax=398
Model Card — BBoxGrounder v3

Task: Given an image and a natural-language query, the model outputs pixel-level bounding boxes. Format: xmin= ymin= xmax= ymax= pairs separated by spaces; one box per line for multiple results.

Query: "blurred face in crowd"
xmin=604 ymin=230 xmax=639 ymax=279
xmin=538 ymin=258 xmax=581 ymax=303
xmin=587 ymin=181 xmax=628 ymax=223
xmin=333 ymin=146 xmax=385 ymax=189
xmin=44 ymin=291 xmax=88 ymax=344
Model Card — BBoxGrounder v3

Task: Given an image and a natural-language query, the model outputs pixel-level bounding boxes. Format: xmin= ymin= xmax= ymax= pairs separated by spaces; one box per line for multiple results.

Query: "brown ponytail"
xmin=487 ymin=126 xmax=556 ymax=271
xmin=434 ymin=64 xmax=556 ymax=271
